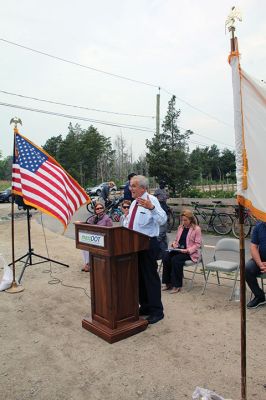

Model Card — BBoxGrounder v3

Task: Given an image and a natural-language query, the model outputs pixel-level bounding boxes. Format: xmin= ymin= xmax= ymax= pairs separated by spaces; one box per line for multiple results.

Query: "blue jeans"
xmin=245 ymin=258 xmax=265 ymax=299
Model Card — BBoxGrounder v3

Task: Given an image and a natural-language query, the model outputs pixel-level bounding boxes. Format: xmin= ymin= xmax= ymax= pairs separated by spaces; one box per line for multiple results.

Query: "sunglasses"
xmin=122 ymin=205 xmax=130 ymax=209
xmin=95 ymin=207 xmax=104 ymax=210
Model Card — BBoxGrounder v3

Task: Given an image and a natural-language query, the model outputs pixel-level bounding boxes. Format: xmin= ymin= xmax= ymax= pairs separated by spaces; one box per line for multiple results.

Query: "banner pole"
xmin=229 ymin=27 xmax=247 ymax=400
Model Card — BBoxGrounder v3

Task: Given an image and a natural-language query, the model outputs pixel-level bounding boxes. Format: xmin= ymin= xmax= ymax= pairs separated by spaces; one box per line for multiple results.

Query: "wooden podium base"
xmin=82 ymin=317 xmax=148 ymax=344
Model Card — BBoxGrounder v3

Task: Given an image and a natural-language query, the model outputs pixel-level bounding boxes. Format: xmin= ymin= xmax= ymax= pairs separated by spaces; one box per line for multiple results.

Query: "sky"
xmin=0 ymin=0 xmax=265 ymax=161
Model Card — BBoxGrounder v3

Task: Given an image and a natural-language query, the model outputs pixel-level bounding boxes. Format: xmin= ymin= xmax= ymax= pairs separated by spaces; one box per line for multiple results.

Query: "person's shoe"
xmin=81 ymin=264 xmax=91 ymax=272
xmin=169 ymin=287 xmax=181 ymax=294
xmin=147 ymin=313 xmax=164 ymax=324
xmin=162 ymin=284 xmax=172 ymax=291
xmin=247 ymin=296 xmax=266 ymax=309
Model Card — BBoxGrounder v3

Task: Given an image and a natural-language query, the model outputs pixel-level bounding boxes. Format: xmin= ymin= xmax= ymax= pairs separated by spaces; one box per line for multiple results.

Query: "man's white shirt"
xmin=123 ymin=192 xmax=167 ymax=237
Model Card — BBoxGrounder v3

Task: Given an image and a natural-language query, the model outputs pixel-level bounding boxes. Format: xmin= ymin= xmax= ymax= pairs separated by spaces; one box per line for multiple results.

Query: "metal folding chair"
xmin=202 ymin=238 xmax=239 ymax=300
xmin=184 ymin=246 xmax=206 ymax=290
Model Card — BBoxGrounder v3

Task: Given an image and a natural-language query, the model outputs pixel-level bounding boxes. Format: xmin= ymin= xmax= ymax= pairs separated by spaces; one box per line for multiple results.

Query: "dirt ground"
xmin=0 ymin=203 xmax=265 ymax=400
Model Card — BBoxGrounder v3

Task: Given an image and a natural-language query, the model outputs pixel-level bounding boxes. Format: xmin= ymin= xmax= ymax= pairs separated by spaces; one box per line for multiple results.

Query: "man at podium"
xmin=124 ymin=175 xmax=167 ymax=324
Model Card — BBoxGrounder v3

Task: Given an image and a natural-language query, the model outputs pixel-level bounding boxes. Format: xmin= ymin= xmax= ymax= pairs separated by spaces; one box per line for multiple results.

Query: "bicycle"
xmin=164 ymin=204 xmax=175 ymax=232
xmin=231 ymin=206 xmax=257 ymax=238
xmin=86 ymin=196 xmax=123 ymax=222
xmin=191 ymin=201 xmax=233 ymax=235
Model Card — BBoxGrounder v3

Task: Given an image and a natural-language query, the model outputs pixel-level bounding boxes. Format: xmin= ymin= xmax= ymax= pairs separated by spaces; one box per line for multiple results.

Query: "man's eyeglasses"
xmin=122 ymin=205 xmax=130 ymax=209
xmin=95 ymin=207 xmax=104 ymax=210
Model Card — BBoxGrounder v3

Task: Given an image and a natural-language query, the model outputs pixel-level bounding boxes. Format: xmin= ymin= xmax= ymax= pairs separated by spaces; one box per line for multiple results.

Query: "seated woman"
xmin=120 ymin=199 xmax=131 ymax=226
xmin=81 ymin=202 xmax=113 ymax=272
xmin=162 ymin=209 xmax=202 ymax=293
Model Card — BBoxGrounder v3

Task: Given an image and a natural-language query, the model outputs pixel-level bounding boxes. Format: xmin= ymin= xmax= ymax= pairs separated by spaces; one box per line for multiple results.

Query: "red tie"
xmin=128 ymin=202 xmax=138 ymax=230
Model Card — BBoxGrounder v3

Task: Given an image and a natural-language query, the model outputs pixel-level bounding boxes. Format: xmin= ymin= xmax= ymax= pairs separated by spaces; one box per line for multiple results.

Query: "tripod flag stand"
xmin=10 ymin=206 xmax=69 ymax=284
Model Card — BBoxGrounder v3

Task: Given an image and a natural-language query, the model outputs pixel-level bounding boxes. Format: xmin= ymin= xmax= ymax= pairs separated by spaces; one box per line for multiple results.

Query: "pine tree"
xmin=146 ymin=96 xmax=192 ymax=194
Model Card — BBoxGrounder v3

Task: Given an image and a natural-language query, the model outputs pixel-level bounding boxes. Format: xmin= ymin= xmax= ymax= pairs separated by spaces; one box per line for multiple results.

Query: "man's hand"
xmin=171 ymin=241 xmax=178 ymax=249
xmin=137 ymin=195 xmax=154 ymax=210
xmin=260 ymin=261 xmax=266 ymax=273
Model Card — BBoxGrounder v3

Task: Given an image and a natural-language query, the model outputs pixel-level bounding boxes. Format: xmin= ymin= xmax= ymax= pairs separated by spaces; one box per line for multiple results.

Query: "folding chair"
xmin=259 ymin=273 xmax=266 ymax=293
xmin=202 ymin=238 xmax=239 ymax=300
xmin=184 ymin=246 xmax=206 ymax=290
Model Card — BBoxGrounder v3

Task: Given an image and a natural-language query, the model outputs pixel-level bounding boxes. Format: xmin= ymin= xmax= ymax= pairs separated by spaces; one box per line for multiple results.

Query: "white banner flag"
xmin=230 ymin=52 xmax=266 ymax=221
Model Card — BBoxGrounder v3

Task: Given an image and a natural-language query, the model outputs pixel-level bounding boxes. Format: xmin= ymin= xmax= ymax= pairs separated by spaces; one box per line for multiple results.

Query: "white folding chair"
xmin=184 ymin=246 xmax=206 ymax=290
xmin=202 ymin=238 xmax=239 ymax=300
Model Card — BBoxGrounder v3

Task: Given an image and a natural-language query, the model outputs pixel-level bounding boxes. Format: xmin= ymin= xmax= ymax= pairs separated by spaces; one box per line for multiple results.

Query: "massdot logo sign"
xmin=79 ymin=231 xmax=105 ymax=247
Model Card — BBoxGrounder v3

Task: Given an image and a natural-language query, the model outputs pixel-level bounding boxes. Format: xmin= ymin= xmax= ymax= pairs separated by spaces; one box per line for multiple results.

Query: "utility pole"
xmin=156 ymin=87 xmax=160 ymax=136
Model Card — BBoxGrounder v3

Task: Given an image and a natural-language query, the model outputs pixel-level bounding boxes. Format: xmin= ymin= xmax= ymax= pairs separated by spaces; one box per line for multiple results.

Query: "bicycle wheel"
xmin=232 ymin=216 xmax=252 ymax=238
xmin=194 ymin=214 xmax=200 ymax=226
xmin=212 ymin=213 xmax=233 ymax=235
xmin=167 ymin=209 xmax=175 ymax=232
xmin=86 ymin=201 xmax=95 ymax=214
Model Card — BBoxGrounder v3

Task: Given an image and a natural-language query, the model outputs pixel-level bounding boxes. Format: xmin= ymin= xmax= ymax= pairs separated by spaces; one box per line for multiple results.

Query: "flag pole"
xmin=228 ymin=19 xmax=247 ymax=400
xmin=6 ymin=118 xmax=24 ymax=294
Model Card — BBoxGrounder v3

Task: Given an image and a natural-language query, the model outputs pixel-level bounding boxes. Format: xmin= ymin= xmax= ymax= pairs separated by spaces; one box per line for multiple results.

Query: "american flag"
xmin=12 ymin=132 xmax=90 ymax=228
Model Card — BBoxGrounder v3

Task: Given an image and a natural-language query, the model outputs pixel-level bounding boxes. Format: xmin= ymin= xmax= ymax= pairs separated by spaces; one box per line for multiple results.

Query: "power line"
xmin=0 ymin=87 xmax=232 ymax=147
xmin=0 ymin=38 xmax=159 ymax=89
xmin=0 ymin=101 xmax=156 ymax=133
xmin=1 ymin=37 xmax=234 ymax=128
xmin=0 ymin=89 xmax=155 ymax=119
xmin=161 ymin=87 xmax=233 ymax=128
xmin=178 ymin=125 xmax=234 ymax=149
xmin=0 ymin=101 xmax=234 ymax=149
xmin=0 ymin=88 xmax=233 ymax=147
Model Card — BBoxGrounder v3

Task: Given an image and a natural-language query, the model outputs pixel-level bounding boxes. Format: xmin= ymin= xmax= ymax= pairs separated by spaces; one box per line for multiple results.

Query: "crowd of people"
xmin=81 ymin=173 xmax=266 ymax=323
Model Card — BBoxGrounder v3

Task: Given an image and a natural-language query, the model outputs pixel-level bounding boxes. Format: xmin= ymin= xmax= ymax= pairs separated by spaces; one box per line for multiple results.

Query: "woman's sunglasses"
xmin=122 ymin=205 xmax=130 ymax=209
xmin=95 ymin=207 xmax=104 ymax=210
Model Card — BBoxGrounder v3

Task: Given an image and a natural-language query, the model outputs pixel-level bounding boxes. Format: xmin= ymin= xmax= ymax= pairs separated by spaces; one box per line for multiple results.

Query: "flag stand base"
xmin=6 ymin=281 xmax=25 ymax=293
xmin=9 ymin=208 xmax=69 ymax=283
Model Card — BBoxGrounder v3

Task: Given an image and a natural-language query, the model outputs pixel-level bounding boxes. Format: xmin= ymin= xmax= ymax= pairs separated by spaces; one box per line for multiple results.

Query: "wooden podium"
xmin=75 ymin=223 xmax=149 ymax=343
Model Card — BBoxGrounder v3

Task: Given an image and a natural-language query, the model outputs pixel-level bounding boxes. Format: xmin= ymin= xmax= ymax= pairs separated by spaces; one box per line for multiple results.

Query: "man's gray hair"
xmin=134 ymin=175 xmax=149 ymax=189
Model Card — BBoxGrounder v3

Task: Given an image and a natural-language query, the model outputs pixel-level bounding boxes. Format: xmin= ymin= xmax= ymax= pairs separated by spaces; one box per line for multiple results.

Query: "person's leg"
xmin=138 ymin=257 xmax=149 ymax=314
xmin=162 ymin=252 xmax=172 ymax=287
xmin=245 ymin=258 xmax=265 ymax=299
xmin=138 ymin=238 xmax=163 ymax=318
xmin=82 ymin=250 xmax=90 ymax=264
xmin=170 ymin=253 xmax=191 ymax=288
xmin=81 ymin=250 xmax=90 ymax=272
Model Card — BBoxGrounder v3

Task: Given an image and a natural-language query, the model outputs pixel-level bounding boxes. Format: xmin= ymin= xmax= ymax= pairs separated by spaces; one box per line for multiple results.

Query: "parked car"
xmin=0 ymin=187 xmax=12 ymax=203
xmin=86 ymin=182 xmax=117 ymax=196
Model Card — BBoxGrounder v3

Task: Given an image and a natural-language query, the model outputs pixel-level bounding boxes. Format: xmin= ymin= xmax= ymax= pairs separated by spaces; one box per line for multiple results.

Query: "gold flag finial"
xmin=225 ymin=6 xmax=242 ymax=35
xmin=10 ymin=117 xmax=22 ymax=132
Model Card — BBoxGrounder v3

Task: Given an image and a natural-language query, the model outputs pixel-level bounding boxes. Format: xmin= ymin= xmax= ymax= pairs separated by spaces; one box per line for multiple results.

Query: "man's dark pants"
xmin=138 ymin=237 xmax=163 ymax=317
xmin=245 ymin=259 xmax=265 ymax=299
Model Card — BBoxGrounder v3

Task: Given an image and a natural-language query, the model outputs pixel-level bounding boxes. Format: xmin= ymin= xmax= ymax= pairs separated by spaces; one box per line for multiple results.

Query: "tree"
xmin=220 ymin=148 xmax=236 ymax=180
xmin=0 ymin=154 xmax=12 ymax=181
xmin=42 ymin=135 xmax=63 ymax=159
xmin=42 ymin=123 xmax=115 ymax=186
xmin=189 ymin=146 xmax=236 ymax=183
xmin=146 ymin=95 xmax=192 ymax=194
xmin=113 ymin=133 xmax=133 ymax=182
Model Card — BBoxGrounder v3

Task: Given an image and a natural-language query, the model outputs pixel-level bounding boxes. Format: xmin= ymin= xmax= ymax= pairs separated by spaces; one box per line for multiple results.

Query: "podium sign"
xmin=78 ymin=231 xmax=105 ymax=247
xmin=75 ymin=223 xmax=149 ymax=343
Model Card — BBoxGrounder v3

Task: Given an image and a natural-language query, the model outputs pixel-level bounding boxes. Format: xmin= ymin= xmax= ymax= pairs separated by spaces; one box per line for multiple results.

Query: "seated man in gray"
xmin=246 ymin=221 xmax=266 ymax=309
